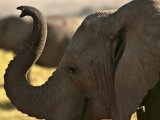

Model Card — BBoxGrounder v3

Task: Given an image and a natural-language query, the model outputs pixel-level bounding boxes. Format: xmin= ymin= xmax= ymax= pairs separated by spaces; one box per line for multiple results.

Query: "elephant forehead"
xmin=66 ymin=38 xmax=96 ymax=56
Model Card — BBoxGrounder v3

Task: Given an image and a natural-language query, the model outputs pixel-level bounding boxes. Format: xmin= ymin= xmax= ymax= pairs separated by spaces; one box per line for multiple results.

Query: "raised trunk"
xmin=4 ymin=6 xmax=54 ymax=119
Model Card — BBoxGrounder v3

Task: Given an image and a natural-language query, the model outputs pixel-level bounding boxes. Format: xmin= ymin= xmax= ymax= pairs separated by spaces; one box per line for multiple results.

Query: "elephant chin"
xmin=79 ymin=98 xmax=89 ymax=120
xmin=49 ymin=97 xmax=89 ymax=120
xmin=79 ymin=98 xmax=112 ymax=120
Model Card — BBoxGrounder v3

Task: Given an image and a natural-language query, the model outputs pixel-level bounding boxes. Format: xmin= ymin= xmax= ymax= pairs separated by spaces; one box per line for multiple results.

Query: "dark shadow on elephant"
xmin=137 ymin=73 xmax=160 ymax=120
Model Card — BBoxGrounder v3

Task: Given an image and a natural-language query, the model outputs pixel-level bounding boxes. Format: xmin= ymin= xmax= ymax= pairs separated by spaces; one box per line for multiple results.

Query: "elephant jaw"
xmin=81 ymin=99 xmax=112 ymax=120
xmin=49 ymin=97 xmax=88 ymax=120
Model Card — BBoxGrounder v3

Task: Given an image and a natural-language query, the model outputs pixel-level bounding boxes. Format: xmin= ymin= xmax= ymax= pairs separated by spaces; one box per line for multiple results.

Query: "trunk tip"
xmin=17 ymin=6 xmax=27 ymax=18
xmin=17 ymin=6 xmax=39 ymax=18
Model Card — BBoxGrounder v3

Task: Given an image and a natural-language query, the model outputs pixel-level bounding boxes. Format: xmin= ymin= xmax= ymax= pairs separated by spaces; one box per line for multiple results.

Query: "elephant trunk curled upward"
xmin=4 ymin=0 xmax=160 ymax=120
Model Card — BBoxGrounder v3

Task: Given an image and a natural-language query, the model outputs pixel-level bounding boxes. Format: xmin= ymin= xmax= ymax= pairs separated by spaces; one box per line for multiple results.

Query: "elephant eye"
xmin=68 ymin=66 xmax=76 ymax=74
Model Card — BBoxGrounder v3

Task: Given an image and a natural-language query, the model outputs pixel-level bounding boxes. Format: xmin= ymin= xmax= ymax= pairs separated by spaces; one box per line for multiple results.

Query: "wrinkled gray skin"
xmin=0 ymin=15 xmax=82 ymax=67
xmin=4 ymin=0 xmax=160 ymax=120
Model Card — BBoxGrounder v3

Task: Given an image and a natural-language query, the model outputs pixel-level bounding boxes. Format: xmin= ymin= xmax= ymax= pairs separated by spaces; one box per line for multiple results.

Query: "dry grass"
xmin=0 ymin=49 xmax=137 ymax=120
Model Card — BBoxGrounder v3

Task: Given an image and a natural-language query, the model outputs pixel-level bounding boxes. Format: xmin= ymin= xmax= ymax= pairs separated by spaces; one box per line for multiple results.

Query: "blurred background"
xmin=0 ymin=0 xmax=131 ymax=17
xmin=0 ymin=0 xmax=134 ymax=120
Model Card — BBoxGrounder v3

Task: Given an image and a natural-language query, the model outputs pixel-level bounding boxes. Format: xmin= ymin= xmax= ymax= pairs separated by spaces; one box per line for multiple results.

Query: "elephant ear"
xmin=109 ymin=0 xmax=160 ymax=119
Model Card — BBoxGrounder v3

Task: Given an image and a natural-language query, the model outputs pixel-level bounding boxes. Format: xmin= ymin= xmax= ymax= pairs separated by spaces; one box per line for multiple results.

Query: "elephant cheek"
xmin=73 ymin=79 xmax=91 ymax=94
xmin=49 ymin=90 xmax=86 ymax=120
xmin=85 ymin=100 xmax=112 ymax=120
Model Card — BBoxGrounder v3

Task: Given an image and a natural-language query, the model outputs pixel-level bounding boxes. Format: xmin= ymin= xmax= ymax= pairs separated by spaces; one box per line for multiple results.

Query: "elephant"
xmin=143 ymin=79 xmax=160 ymax=120
xmin=136 ymin=76 xmax=160 ymax=120
xmin=0 ymin=16 xmax=31 ymax=53
xmin=37 ymin=16 xmax=83 ymax=67
xmin=4 ymin=0 xmax=160 ymax=119
xmin=0 ymin=15 xmax=82 ymax=67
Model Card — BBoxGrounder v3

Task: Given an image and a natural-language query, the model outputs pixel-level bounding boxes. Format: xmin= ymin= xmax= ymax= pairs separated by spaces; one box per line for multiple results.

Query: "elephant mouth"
xmin=79 ymin=97 xmax=89 ymax=120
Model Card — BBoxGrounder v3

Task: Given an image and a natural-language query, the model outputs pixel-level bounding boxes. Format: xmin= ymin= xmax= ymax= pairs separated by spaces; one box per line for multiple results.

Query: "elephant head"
xmin=0 ymin=16 xmax=31 ymax=52
xmin=4 ymin=0 xmax=160 ymax=120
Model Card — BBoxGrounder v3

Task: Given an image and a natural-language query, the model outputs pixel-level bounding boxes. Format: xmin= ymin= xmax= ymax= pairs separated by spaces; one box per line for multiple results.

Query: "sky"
xmin=0 ymin=0 xmax=131 ymax=17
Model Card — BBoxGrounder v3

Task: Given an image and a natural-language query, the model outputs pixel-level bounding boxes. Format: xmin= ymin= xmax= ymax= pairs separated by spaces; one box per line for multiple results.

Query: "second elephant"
xmin=0 ymin=15 xmax=83 ymax=67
